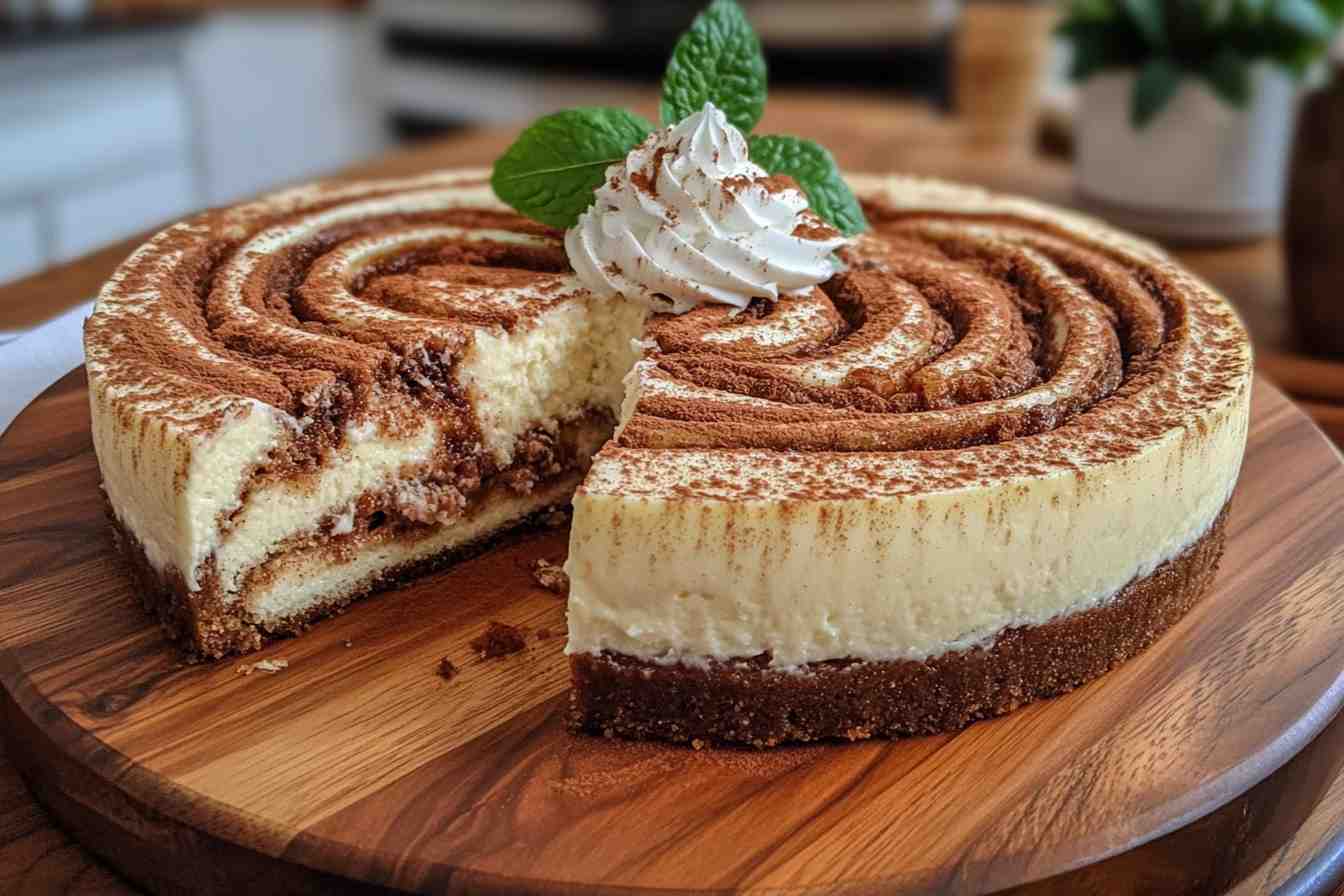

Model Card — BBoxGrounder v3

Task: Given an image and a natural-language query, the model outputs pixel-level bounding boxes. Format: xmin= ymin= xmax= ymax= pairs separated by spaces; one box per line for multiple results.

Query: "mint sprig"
xmin=490 ymin=0 xmax=865 ymax=236
xmin=748 ymin=135 xmax=868 ymax=236
xmin=490 ymin=107 xmax=653 ymax=229
xmin=660 ymin=0 xmax=767 ymax=134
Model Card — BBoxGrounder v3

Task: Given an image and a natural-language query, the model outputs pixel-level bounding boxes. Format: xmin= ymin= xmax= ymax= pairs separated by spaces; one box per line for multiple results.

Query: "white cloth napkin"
xmin=0 ymin=301 xmax=93 ymax=438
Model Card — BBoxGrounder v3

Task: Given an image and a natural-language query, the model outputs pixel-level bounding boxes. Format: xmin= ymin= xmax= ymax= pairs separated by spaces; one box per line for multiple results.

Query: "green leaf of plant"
xmin=1276 ymin=37 xmax=1326 ymax=74
xmin=1067 ymin=35 xmax=1109 ymax=80
xmin=1320 ymin=0 xmax=1344 ymax=23
xmin=1202 ymin=49 xmax=1253 ymax=106
xmin=1123 ymin=0 xmax=1166 ymax=46
xmin=660 ymin=0 xmax=768 ymax=133
xmin=747 ymin=134 xmax=867 ymax=235
xmin=1065 ymin=0 xmax=1116 ymax=22
xmin=490 ymin=107 xmax=654 ymax=229
xmin=1270 ymin=0 xmax=1337 ymax=40
xmin=1131 ymin=58 xmax=1182 ymax=128
xmin=1061 ymin=23 xmax=1128 ymax=80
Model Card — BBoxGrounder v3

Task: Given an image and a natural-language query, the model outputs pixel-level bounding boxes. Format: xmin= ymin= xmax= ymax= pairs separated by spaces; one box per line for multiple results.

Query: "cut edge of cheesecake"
xmin=89 ymin=253 xmax=649 ymax=659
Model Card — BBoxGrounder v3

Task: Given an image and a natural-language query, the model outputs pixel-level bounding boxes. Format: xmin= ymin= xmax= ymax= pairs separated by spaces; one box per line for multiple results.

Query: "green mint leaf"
xmin=1202 ymin=49 xmax=1252 ymax=107
xmin=748 ymin=134 xmax=867 ymax=236
xmin=490 ymin=107 xmax=653 ymax=229
xmin=660 ymin=0 xmax=767 ymax=133
xmin=1131 ymin=58 xmax=1181 ymax=128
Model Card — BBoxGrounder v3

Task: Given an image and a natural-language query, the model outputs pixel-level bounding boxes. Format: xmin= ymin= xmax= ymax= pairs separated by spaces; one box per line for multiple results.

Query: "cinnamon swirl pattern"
xmin=619 ymin=189 xmax=1239 ymax=459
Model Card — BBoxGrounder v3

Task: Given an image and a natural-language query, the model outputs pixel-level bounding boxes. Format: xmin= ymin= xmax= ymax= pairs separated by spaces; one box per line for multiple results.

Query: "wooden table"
xmin=1 ymin=93 xmax=1342 ymax=895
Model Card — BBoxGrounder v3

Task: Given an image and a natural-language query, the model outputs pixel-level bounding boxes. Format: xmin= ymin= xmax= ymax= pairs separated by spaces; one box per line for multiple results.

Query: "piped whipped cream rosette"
xmin=564 ymin=103 xmax=848 ymax=313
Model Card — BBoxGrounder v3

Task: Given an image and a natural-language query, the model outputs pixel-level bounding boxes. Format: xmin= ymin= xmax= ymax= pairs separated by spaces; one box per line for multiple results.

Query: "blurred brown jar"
xmin=1286 ymin=63 xmax=1344 ymax=355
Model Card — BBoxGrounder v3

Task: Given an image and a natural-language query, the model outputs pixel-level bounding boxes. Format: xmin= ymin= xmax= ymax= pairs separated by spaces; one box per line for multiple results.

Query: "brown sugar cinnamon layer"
xmin=569 ymin=505 xmax=1230 ymax=748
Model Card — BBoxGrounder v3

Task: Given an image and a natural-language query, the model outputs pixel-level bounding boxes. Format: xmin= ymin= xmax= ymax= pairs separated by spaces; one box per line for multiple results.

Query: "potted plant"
xmin=1058 ymin=0 xmax=1343 ymax=242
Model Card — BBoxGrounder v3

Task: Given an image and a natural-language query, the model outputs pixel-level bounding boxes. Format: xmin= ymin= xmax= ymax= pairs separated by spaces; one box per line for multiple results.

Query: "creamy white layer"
xmin=459 ymin=293 xmax=646 ymax=464
xmin=89 ymin=384 xmax=289 ymax=592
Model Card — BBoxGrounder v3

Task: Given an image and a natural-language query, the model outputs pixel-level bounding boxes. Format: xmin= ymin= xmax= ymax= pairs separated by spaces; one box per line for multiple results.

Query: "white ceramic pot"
xmin=1076 ymin=63 xmax=1299 ymax=243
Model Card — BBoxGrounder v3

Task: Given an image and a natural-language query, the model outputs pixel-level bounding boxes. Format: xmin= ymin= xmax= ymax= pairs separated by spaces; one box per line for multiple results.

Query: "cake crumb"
xmin=437 ymin=657 xmax=459 ymax=680
xmin=536 ymin=627 xmax=553 ymax=641
xmin=344 ymin=640 xmax=353 ymax=648
xmin=237 ymin=658 xmax=289 ymax=676
xmin=471 ymin=621 xmax=527 ymax=659
xmin=532 ymin=559 xmax=570 ymax=596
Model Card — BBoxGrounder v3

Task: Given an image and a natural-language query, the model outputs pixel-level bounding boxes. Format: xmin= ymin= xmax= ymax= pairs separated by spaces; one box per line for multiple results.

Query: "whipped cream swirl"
xmin=565 ymin=102 xmax=847 ymax=313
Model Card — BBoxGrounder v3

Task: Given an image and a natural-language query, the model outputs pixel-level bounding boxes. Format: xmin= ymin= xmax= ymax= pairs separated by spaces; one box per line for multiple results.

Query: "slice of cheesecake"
xmin=86 ymin=173 xmax=645 ymax=657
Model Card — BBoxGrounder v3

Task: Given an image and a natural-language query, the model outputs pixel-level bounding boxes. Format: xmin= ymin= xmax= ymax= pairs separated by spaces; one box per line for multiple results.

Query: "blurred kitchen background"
xmin=5 ymin=0 xmax=1344 ymax=435
xmin=0 ymin=0 xmax=1050 ymax=283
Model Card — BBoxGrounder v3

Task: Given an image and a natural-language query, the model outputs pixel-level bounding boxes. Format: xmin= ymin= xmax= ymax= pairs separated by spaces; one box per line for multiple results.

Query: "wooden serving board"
xmin=3 ymin=370 xmax=1344 ymax=896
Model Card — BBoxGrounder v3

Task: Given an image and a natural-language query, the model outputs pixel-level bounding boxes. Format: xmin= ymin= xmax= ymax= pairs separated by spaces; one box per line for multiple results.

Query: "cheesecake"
xmin=85 ymin=167 xmax=1250 ymax=744
xmin=567 ymin=179 xmax=1250 ymax=744
xmin=85 ymin=172 xmax=646 ymax=657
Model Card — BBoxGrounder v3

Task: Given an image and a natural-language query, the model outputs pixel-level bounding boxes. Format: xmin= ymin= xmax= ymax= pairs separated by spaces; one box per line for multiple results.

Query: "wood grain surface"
xmin=1 ymin=369 xmax=1344 ymax=895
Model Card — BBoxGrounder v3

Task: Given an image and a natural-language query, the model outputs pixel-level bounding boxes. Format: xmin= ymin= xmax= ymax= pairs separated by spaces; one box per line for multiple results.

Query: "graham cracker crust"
xmin=569 ymin=505 xmax=1230 ymax=748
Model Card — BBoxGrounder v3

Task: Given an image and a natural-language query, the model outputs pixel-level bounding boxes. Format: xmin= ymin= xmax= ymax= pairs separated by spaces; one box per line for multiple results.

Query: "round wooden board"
xmin=3 ymin=370 xmax=1344 ymax=896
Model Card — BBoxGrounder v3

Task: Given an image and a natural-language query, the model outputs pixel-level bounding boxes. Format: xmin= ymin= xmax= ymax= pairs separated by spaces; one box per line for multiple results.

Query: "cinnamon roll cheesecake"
xmin=86 ymin=126 xmax=1250 ymax=743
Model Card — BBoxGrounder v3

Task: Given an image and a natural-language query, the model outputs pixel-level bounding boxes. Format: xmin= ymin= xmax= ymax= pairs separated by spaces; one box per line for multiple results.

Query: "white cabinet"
xmin=0 ymin=12 xmax=385 ymax=287
xmin=184 ymin=12 xmax=385 ymax=206
xmin=0 ymin=29 xmax=199 ymax=283
xmin=0 ymin=61 xmax=191 ymax=202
